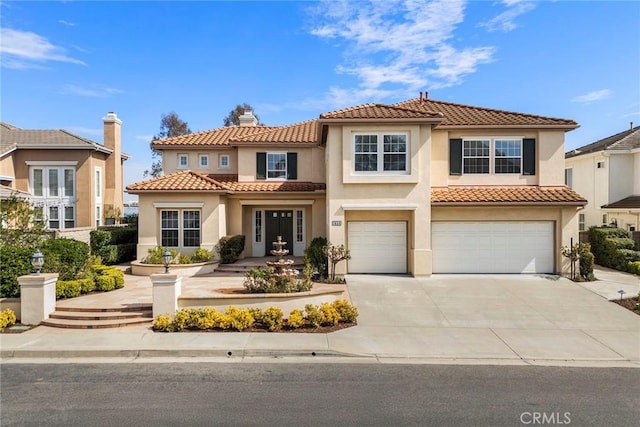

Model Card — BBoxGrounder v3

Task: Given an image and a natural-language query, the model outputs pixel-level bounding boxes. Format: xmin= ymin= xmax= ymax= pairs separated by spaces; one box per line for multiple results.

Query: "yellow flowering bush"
xmin=287 ymin=309 xmax=305 ymax=329
xmin=332 ymin=299 xmax=359 ymax=323
xmin=153 ymin=314 xmax=172 ymax=332
xmin=261 ymin=306 xmax=284 ymax=331
xmin=0 ymin=308 xmax=17 ymax=329
xmin=225 ymin=306 xmax=254 ymax=331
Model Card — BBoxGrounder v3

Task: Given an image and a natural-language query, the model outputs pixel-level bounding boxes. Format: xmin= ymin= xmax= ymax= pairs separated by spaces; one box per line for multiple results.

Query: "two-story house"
xmin=127 ymin=97 xmax=586 ymax=275
xmin=0 ymin=113 xmax=127 ymax=229
xmin=564 ymin=125 xmax=640 ymax=233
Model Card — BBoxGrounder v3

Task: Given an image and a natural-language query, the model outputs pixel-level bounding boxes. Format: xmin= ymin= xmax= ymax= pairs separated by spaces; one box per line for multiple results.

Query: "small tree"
xmin=223 ymin=103 xmax=262 ymax=127
xmin=323 ymin=244 xmax=351 ymax=281
xmin=0 ymin=195 xmax=46 ymax=247
xmin=145 ymin=112 xmax=192 ymax=178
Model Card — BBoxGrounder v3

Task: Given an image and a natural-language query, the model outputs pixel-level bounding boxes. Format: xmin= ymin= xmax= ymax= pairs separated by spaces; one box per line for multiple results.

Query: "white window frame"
xmin=95 ymin=167 xmax=102 ymax=226
xmin=579 ymin=213 xmax=585 ymax=231
xmin=462 ymin=137 xmax=523 ymax=175
xmin=353 ymin=133 xmax=409 ymax=174
xmin=160 ymin=209 xmax=201 ymax=248
xmin=177 ymin=154 xmax=189 ymax=169
xmin=267 ymin=152 xmax=287 ymax=180
xmin=218 ymin=154 xmax=230 ymax=169
xmin=198 ymin=154 xmax=209 ymax=169
xmin=565 ymin=168 xmax=573 ymax=188
xmin=29 ymin=165 xmax=76 ymax=229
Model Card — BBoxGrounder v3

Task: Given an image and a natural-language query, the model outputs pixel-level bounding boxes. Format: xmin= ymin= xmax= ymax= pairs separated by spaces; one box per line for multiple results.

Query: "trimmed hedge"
xmin=42 ymin=238 xmax=89 ymax=281
xmin=619 ymin=249 xmax=640 ymax=263
xmin=0 ymin=245 xmax=35 ymax=297
xmin=304 ymin=237 xmax=328 ymax=279
xmin=216 ymin=235 xmax=245 ymax=264
xmin=90 ymin=226 xmax=137 ymax=265
xmin=628 ymin=261 xmax=640 ymax=275
xmin=588 ymin=227 xmax=632 ymax=271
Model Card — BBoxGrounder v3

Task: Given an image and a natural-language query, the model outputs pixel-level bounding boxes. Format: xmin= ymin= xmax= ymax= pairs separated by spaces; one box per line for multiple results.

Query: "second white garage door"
xmin=432 ymin=221 xmax=554 ymax=274
xmin=348 ymin=222 xmax=407 ymax=273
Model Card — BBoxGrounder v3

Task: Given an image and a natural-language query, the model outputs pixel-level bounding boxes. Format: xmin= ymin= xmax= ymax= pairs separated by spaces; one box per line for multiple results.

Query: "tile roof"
xmin=0 ymin=124 xmax=113 ymax=156
xmin=126 ymin=171 xmax=226 ymax=192
xmin=566 ymin=126 xmax=640 ymax=158
xmin=431 ymin=186 xmax=587 ymax=206
xmin=601 ymin=195 xmax=640 ymax=209
xmin=230 ymin=120 xmax=319 ymax=144
xmin=395 ymin=98 xmax=578 ymax=128
xmin=152 ymin=125 xmax=279 ymax=148
xmin=320 ymin=104 xmax=444 ymax=121
xmin=126 ymin=172 xmax=325 ymax=194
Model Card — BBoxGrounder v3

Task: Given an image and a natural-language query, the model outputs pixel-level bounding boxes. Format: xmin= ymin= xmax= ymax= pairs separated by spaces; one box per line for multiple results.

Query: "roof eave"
xmin=431 ymin=201 xmax=587 ymax=207
xmin=126 ymin=189 xmax=226 ymax=194
xmin=435 ymin=124 xmax=579 ymax=130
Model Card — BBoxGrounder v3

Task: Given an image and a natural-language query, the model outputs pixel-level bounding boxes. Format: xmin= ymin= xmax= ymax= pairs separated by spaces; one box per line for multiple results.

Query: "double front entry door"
xmin=265 ymin=210 xmax=293 ymax=256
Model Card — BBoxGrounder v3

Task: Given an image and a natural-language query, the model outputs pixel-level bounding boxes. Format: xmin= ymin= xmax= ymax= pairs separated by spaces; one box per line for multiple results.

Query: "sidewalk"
xmin=577 ymin=266 xmax=640 ymax=300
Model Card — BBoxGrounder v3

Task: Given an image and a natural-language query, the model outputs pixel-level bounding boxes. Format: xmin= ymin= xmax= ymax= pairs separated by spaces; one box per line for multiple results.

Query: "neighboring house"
xmin=565 ymin=125 xmax=640 ymax=232
xmin=0 ymin=113 xmax=127 ymax=229
xmin=127 ymin=96 xmax=586 ymax=275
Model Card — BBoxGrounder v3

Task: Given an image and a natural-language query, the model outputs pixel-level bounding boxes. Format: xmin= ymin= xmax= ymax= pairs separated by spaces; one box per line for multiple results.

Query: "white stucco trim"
xmin=25 ymin=160 xmax=78 ymax=166
xmin=342 ymin=204 xmax=418 ymax=210
xmin=240 ymin=199 xmax=315 ymax=206
xmin=153 ymin=202 xmax=204 ymax=208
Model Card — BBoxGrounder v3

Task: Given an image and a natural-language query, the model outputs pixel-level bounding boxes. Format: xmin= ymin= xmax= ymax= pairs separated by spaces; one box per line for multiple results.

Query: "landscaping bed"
xmin=612 ymin=295 xmax=640 ymax=316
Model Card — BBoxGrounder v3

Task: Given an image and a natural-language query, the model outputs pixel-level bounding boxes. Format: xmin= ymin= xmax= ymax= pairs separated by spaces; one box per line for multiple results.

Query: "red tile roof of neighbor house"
xmin=126 ymin=171 xmax=325 ymax=193
xmin=431 ymin=186 xmax=587 ymax=205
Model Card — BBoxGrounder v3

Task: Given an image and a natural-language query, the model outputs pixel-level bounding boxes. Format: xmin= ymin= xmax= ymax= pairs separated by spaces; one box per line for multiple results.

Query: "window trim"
xmin=266 ymin=152 xmax=287 ymax=180
xmin=578 ymin=213 xmax=585 ymax=232
xmin=177 ymin=154 xmax=189 ymax=169
xmin=160 ymin=209 xmax=202 ymax=248
xmin=218 ymin=154 xmax=230 ymax=169
xmin=461 ymin=136 xmax=524 ymax=175
xmin=198 ymin=154 xmax=209 ymax=169
xmin=565 ymin=168 xmax=573 ymax=188
xmin=352 ymin=132 xmax=409 ymax=175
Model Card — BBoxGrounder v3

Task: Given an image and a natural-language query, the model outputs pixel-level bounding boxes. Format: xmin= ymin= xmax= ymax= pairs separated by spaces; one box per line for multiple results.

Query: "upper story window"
xmin=354 ymin=133 xmax=408 ymax=173
xmin=218 ymin=154 xmax=230 ymax=169
xmin=29 ymin=165 xmax=76 ymax=229
xmin=198 ymin=154 xmax=209 ymax=168
xmin=256 ymin=152 xmax=297 ymax=180
xmin=450 ymin=137 xmax=535 ymax=176
xmin=565 ymin=168 xmax=573 ymax=188
xmin=178 ymin=154 xmax=189 ymax=169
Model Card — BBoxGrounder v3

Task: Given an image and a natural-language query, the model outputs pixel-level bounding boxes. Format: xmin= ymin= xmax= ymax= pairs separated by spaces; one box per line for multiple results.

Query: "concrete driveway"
xmin=329 ymin=274 xmax=640 ymax=365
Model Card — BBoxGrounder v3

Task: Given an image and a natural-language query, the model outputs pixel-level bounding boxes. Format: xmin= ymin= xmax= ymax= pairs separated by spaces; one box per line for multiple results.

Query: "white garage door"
xmin=348 ymin=222 xmax=407 ymax=273
xmin=432 ymin=222 xmax=554 ymax=273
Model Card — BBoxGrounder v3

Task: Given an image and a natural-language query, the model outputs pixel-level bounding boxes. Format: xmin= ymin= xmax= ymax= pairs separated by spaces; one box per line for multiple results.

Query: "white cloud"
xmin=0 ymin=28 xmax=85 ymax=68
xmin=60 ymin=84 xmax=125 ymax=97
xmin=58 ymin=20 xmax=77 ymax=27
xmin=571 ymin=89 xmax=613 ymax=104
xmin=480 ymin=0 xmax=536 ymax=33
xmin=307 ymin=0 xmax=495 ymax=109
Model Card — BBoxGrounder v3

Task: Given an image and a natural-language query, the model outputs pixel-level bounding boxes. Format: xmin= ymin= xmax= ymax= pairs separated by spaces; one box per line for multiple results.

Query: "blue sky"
xmin=1 ymin=0 xmax=639 ymax=200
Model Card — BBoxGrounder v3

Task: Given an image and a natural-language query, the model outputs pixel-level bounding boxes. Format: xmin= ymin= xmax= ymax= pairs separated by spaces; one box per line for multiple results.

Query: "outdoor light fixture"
xmin=162 ymin=248 xmax=172 ymax=273
xmin=31 ymin=249 xmax=44 ymax=275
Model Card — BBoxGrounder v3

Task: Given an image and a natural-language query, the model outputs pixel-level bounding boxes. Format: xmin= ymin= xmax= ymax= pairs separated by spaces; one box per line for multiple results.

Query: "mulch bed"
xmin=0 ymin=324 xmax=36 ymax=334
xmin=160 ymin=321 xmax=357 ymax=334
xmin=612 ymin=296 xmax=640 ymax=316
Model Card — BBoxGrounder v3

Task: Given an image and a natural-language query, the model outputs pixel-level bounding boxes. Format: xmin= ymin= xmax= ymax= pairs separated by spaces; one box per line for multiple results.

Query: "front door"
xmin=265 ymin=210 xmax=293 ymax=255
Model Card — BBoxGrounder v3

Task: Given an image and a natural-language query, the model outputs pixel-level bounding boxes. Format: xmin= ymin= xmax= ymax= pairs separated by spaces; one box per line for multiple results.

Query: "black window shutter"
xmin=287 ymin=152 xmax=298 ymax=180
xmin=449 ymin=139 xmax=462 ymax=175
xmin=522 ymin=138 xmax=536 ymax=175
xmin=256 ymin=152 xmax=266 ymax=180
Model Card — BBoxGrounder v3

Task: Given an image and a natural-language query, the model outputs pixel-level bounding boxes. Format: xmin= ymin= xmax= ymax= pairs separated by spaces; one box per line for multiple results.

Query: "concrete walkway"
xmin=1 ymin=272 xmax=639 ymax=367
xmin=578 ymin=266 xmax=640 ymax=300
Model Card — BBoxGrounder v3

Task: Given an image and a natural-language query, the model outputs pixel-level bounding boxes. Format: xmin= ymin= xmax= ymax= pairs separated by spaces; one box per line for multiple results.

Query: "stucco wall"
xmin=325 ymin=123 xmax=432 ymax=276
xmin=609 ymin=154 xmax=634 ymax=204
xmin=237 ymin=146 xmax=325 ymax=183
xmin=162 ymin=149 xmax=238 ymax=175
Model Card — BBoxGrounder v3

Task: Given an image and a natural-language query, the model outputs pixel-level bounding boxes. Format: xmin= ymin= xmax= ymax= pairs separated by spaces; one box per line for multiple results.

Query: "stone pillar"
xmin=151 ymin=273 xmax=182 ymax=318
xmin=19 ymin=273 xmax=58 ymax=325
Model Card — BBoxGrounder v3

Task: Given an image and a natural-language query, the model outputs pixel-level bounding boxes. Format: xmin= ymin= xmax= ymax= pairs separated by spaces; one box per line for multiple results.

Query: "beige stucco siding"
xmin=237 ymin=146 xmax=325 ymax=183
xmin=431 ymin=129 xmax=567 ymax=187
xmin=431 ymin=206 xmax=580 ymax=274
xmin=162 ymin=149 xmax=238 ymax=175
xmin=0 ymin=153 xmax=16 ymax=181
xmin=609 ymin=154 xmax=634 ymax=204
xmin=136 ymin=192 xmax=222 ymax=260
xmin=326 ymin=124 xmax=432 ymax=276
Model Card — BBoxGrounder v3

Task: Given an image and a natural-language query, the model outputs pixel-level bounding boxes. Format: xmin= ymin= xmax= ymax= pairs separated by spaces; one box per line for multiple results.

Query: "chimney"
xmin=419 ymin=91 xmax=423 ymax=103
xmin=424 ymin=91 xmax=429 ymax=99
xmin=102 ymin=112 xmax=123 ymax=221
xmin=631 ymin=122 xmax=634 ymax=130
xmin=238 ymin=109 xmax=258 ymax=126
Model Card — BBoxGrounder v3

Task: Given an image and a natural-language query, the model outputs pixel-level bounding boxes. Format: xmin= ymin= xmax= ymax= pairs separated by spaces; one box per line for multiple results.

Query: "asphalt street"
xmin=1 ymin=363 xmax=638 ymax=426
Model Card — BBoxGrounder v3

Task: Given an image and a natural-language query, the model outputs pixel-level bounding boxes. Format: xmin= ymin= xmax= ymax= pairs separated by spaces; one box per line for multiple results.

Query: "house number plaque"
xmin=331 ymin=220 xmax=342 ymax=226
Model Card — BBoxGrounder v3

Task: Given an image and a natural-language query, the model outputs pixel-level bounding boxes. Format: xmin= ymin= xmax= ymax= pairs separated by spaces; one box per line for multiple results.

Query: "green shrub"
xmin=90 ymin=227 xmax=137 ymax=265
xmin=0 ymin=245 xmax=34 ymax=297
xmin=588 ymin=227 xmax=630 ymax=271
xmin=620 ymin=249 xmax=640 ymax=263
xmin=56 ymin=280 xmax=82 ymax=299
xmin=261 ymin=306 xmax=283 ymax=331
xmin=305 ymin=304 xmax=323 ymax=327
xmin=224 ymin=306 xmax=254 ymax=331
xmin=304 ymin=237 xmax=328 ymax=278
xmin=0 ymin=308 xmax=17 ymax=329
xmin=243 ymin=267 xmax=275 ymax=293
xmin=332 ymin=299 xmax=359 ymax=323
xmin=192 ymin=247 xmax=213 ymax=263
xmin=95 ymin=275 xmax=115 ymax=292
xmin=90 ymin=230 xmax=111 ymax=252
xmin=145 ymin=247 xmax=178 ymax=264
xmin=628 ymin=261 xmax=640 ymax=275
xmin=578 ymin=243 xmax=595 ymax=281
xmin=42 ymin=238 xmax=90 ymax=281
xmin=79 ymin=278 xmax=95 ymax=294
xmin=179 ymin=254 xmax=192 ymax=264
xmin=215 ymin=235 xmax=245 ymax=264
xmin=608 ymin=238 xmax=636 ymax=250
xmin=287 ymin=309 xmax=305 ymax=329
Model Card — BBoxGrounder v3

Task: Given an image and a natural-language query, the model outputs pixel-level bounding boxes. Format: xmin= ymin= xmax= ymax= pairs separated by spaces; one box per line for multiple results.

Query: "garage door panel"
xmin=348 ymin=222 xmax=407 ymax=274
xmin=432 ymin=222 xmax=554 ymax=274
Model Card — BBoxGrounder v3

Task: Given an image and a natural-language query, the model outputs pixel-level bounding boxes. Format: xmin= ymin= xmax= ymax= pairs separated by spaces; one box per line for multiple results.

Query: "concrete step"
xmin=55 ymin=304 xmax=153 ymax=313
xmin=50 ymin=311 xmax=152 ymax=321
xmin=41 ymin=316 xmax=153 ymax=329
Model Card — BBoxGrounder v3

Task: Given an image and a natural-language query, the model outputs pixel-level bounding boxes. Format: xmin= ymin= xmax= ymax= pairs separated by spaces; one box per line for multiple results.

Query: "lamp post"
xmin=162 ymin=248 xmax=172 ymax=273
xmin=31 ymin=249 xmax=44 ymax=275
